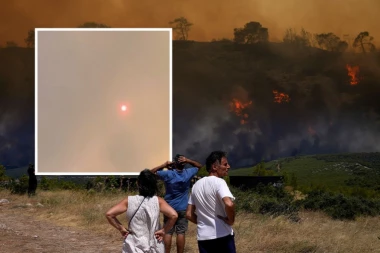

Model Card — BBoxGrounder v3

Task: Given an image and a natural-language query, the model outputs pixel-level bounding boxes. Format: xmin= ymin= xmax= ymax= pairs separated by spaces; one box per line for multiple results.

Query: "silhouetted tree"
xmin=77 ymin=22 xmax=111 ymax=28
xmin=169 ymin=17 xmax=193 ymax=40
xmin=315 ymin=33 xmax=348 ymax=52
xmin=25 ymin=29 xmax=35 ymax=48
xmin=283 ymin=28 xmax=312 ymax=48
xmin=6 ymin=41 xmax=18 ymax=48
xmin=353 ymin=31 xmax=376 ymax=53
xmin=233 ymin=21 xmax=269 ymax=44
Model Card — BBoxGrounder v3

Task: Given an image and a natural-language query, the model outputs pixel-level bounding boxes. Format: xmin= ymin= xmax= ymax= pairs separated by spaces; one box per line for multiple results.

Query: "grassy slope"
xmin=229 ymin=152 xmax=380 ymax=191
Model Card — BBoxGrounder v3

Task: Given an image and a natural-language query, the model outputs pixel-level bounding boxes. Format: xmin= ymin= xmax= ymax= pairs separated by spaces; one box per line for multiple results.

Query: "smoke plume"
xmin=1 ymin=0 xmax=379 ymax=46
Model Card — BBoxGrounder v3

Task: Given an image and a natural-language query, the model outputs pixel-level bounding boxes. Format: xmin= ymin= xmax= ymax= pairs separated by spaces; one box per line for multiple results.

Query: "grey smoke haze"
xmin=172 ymin=50 xmax=380 ymax=168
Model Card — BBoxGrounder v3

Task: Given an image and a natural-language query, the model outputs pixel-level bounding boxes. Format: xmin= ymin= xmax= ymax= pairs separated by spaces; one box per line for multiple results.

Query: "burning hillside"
xmin=171 ymin=42 xmax=380 ymax=167
xmin=346 ymin=64 xmax=360 ymax=85
xmin=229 ymin=98 xmax=252 ymax=125
xmin=2 ymin=41 xmax=380 ymax=168
xmin=273 ymin=90 xmax=291 ymax=103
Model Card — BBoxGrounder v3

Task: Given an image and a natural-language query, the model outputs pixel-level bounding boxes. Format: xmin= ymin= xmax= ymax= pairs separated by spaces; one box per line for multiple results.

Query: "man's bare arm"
xmin=217 ymin=197 xmax=235 ymax=226
xmin=188 ymin=159 xmax=202 ymax=170
xmin=179 ymin=157 xmax=202 ymax=170
xmin=186 ymin=204 xmax=198 ymax=224
xmin=150 ymin=161 xmax=172 ymax=174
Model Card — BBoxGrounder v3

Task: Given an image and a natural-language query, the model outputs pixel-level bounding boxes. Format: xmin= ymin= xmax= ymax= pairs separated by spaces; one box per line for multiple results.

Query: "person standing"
xmin=27 ymin=164 xmax=37 ymax=197
xmin=186 ymin=151 xmax=236 ymax=253
xmin=106 ymin=169 xmax=178 ymax=253
xmin=151 ymin=154 xmax=202 ymax=253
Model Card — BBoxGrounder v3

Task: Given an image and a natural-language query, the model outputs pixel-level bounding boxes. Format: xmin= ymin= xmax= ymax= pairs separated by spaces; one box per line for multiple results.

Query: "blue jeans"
xmin=198 ymin=234 xmax=236 ymax=253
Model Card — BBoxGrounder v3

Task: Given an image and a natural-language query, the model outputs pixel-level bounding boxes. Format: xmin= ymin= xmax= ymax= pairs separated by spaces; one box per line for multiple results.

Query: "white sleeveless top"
xmin=122 ymin=195 xmax=164 ymax=253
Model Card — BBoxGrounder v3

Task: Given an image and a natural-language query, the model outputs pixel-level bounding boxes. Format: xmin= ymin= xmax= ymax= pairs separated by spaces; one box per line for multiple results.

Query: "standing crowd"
xmin=106 ymin=150 xmax=237 ymax=253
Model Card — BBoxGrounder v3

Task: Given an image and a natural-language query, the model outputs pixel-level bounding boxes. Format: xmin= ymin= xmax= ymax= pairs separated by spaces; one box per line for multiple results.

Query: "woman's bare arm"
xmin=158 ymin=197 xmax=178 ymax=232
xmin=105 ymin=198 xmax=129 ymax=237
xmin=154 ymin=197 xmax=178 ymax=242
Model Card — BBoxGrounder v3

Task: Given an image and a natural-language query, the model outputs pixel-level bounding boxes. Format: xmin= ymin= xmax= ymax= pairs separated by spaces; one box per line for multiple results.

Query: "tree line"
xmin=1 ymin=18 xmax=376 ymax=54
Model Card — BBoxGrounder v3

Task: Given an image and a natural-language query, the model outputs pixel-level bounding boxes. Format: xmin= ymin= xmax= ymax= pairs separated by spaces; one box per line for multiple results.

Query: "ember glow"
xmin=229 ymin=98 xmax=252 ymax=125
xmin=346 ymin=64 xmax=360 ymax=86
xmin=273 ymin=90 xmax=291 ymax=103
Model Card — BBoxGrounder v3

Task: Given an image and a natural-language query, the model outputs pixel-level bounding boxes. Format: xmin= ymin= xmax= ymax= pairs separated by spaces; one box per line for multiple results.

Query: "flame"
xmin=346 ymin=64 xmax=359 ymax=86
xmin=229 ymin=99 xmax=252 ymax=125
xmin=273 ymin=90 xmax=291 ymax=103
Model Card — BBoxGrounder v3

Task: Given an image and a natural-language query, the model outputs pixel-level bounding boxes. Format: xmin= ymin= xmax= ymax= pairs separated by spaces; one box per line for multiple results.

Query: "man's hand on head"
xmin=176 ymin=156 xmax=202 ymax=169
xmin=177 ymin=156 xmax=188 ymax=164
xmin=166 ymin=161 xmax=175 ymax=169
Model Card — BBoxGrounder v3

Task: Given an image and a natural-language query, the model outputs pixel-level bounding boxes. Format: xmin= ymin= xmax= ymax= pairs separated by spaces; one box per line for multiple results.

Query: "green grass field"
xmin=229 ymin=153 xmax=380 ymax=193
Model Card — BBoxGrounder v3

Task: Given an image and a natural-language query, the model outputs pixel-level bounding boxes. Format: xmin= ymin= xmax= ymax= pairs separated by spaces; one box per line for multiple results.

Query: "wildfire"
xmin=346 ymin=64 xmax=359 ymax=86
xmin=273 ymin=90 xmax=291 ymax=103
xmin=229 ymin=99 xmax=252 ymax=125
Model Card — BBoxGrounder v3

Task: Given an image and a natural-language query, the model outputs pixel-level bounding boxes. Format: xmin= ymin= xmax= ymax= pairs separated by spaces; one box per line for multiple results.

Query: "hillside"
xmin=172 ymin=41 xmax=380 ymax=166
xmin=4 ymin=166 xmax=29 ymax=178
xmin=1 ymin=41 xmax=380 ymax=168
xmin=229 ymin=152 xmax=380 ymax=194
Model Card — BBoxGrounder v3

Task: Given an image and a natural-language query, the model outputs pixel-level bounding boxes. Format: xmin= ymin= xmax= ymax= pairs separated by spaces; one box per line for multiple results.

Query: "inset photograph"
xmin=35 ymin=28 xmax=171 ymax=175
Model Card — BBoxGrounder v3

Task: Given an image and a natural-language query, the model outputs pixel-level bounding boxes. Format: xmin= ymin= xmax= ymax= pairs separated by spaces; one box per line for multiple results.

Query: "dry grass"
xmin=2 ymin=189 xmax=380 ymax=253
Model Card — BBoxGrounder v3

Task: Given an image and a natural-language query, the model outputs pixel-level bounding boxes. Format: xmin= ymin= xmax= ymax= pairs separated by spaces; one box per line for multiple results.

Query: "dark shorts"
xmin=164 ymin=210 xmax=188 ymax=235
xmin=198 ymin=234 xmax=236 ymax=253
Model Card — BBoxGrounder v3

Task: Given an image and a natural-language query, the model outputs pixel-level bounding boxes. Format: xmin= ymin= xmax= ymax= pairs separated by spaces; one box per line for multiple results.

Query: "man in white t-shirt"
xmin=186 ymin=151 xmax=236 ymax=253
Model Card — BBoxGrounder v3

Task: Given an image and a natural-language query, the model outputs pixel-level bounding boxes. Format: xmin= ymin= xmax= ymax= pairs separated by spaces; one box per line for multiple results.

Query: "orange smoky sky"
xmin=0 ymin=0 xmax=379 ymax=46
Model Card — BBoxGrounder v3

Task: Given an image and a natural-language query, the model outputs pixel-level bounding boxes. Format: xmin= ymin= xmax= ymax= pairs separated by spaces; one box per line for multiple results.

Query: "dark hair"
xmin=137 ymin=169 xmax=158 ymax=197
xmin=174 ymin=154 xmax=183 ymax=163
xmin=205 ymin=151 xmax=227 ymax=172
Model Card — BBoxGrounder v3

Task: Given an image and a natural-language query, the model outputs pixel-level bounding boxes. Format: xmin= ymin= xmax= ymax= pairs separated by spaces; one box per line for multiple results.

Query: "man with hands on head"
xmin=151 ymin=154 xmax=202 ymax=253
xmin=186 ymin=151 xmax=236 ymax=253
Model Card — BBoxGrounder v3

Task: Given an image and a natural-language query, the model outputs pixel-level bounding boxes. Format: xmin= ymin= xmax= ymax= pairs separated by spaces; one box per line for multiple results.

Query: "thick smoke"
xmin=0 ymin=49 xmax=34 ymax=166
xmin=1 ymin=0 xmax=380 ymax=46
xmin=1 ymin=1 xmax=380 ymax=167
xmin=172 ymin=45 xmax=380 ymax=167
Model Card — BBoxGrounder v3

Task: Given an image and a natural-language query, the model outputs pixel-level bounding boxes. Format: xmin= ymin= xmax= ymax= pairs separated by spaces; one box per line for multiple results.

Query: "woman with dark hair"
xmin=106 ymin=169 xmax=178 ymax=253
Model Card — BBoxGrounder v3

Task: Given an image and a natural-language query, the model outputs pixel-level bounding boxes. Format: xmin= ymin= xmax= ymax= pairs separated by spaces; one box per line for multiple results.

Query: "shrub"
xmin=9 ymin=175 xmax=29 ymax=195
xmin=40 ymin=176 xmax=51 ymax=190
xmin=299 ymin=189 xmax=380 ymax=220
xmin=231 ymin=185 xmax=299 ymax=219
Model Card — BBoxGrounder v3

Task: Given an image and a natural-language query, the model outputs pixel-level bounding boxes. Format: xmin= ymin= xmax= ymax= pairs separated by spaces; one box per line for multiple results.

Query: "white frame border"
xmin=35 ymin=28 xmax=173 ymax=176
